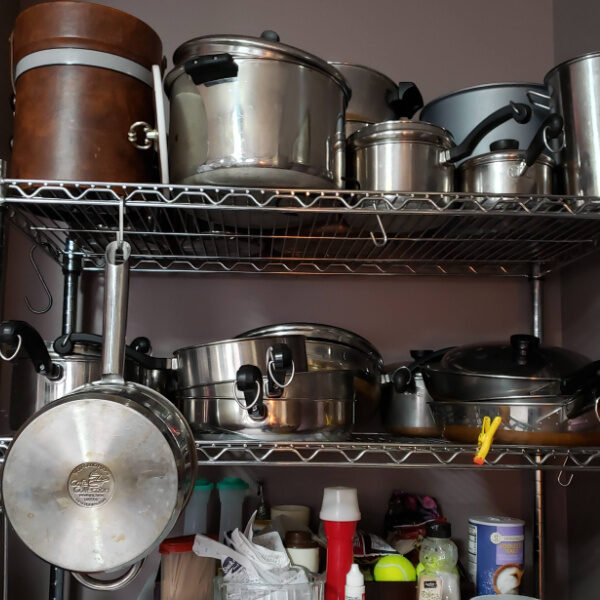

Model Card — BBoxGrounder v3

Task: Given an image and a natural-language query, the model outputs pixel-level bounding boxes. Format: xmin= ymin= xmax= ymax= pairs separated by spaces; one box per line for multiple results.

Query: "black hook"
xmin=25 ymin=244 xmax=53 ymax=315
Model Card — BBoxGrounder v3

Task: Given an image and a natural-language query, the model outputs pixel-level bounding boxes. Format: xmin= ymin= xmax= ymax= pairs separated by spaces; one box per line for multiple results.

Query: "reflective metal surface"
xmin=180 ymin=370 xmax=355 ymax=439
xmin=174 ymin=335 xmax=308 ymax=389
xmin=459 ymin=150 xmax=554 ymax=195
xmin=329 ymin=63 xmax=399 ymax=136
xmin=165 ymin=36 xmax=348 ymax=188
xmin=545 ymin=52 xmax=600 ymax=195
xmin=347 ymin=120 xmax=455 ymax=192
xmin=381 ymin=371 xmax=439 ymax=437
xmin=431 ymin=397 xmax=600 ymax=446
xmin=420 ymin=83 xmax=549 ymax=163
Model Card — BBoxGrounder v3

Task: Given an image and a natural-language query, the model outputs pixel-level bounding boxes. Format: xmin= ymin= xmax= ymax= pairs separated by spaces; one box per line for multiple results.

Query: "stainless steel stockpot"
xmin=328 ymin=63 xmax=422 ymax=136
xmin=173 ymin=335 xmax=308 ymax=390
xmin=164 ymin=31 xmax=350 ymax=188
xmin=2 ymin=242 xmax=196 ymax=591
xmin=420 ymin=82 xmax=549 ymax=163
xmin=541 ymin=51 xmax=600 ymax=196
xmin=238 ymin=322 xmax=383 ymax=422
xmin=347 ymin=103 xmax=531 ymax=192
xmin=179 ymin=369 xmax=355 ymax=440
xmin=457 ymin=114 xmax=562 ymax=196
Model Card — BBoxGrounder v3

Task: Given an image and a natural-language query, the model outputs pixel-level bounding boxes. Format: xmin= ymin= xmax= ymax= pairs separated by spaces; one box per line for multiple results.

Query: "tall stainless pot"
xmin=328 ymin=63 xmax=422 ymax=136
xmin=541 ymin=51 xmax=600 ymax=196
xmin=2 ymin=242 xmax=196 ymax=591
xmin=164 ymin=31 xmax=350 ymax=188
xmin=420 ymin=83 xmax=549 ymax=164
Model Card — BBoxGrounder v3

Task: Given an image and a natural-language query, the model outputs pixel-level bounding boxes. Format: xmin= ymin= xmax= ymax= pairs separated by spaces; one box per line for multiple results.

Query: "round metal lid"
xmin=166 ymin=34 xmax=350 ymax=98
xmin=238 ymin=323 xmax=382 ymax=366
xmin=440 ymin=335 xmax=588 ymax=381
xmin=348 ymin=120 xmax=454 ymax=150
xmin=2 ymin=397 xmax=179 ymax=572
xmin=459 ymin=149 xmax=555 ymax=170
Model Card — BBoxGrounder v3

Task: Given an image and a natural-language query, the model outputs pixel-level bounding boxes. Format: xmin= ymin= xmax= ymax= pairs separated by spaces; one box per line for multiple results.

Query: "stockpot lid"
xmin=544 ymin=50 xmax=600 ymax=83
xmin=238 ymin=323 xmax=382 ymax=367
xmin=440 ymin=334 xmax=589 ymax=381
xmin=459 ymin=148 xmax=555 ymax=171
xmin=329 ymin=62 xmax=396 ymax=89
xmin=165 ymin=33 xmax=351 ymax=98
xmin=348 ymin=120 xmax=454 ymax=151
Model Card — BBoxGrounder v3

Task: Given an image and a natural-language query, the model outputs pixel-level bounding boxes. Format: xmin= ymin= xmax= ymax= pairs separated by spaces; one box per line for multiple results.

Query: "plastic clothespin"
xmin=473 ymin=416 xmax=502 ymax=465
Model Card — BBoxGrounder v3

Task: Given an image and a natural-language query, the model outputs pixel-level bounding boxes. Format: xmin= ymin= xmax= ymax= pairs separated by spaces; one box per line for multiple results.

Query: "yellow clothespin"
xmin=473 ymin=416 xmax=502 ymax=465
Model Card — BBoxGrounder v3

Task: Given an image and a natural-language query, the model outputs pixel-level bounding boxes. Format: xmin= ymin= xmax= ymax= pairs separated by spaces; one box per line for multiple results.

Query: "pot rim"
xmin=459 ymin=149 xmax=555 ymax=170
xmin=422 ymin=362 xmax=560 ymax=383
xmin=173 ymin=334 xmax=306 ymax=357
xmin=348 ymin=119 xmax=454 ymax=150
xmin=544 ymin=50 xmax=600 ymax=83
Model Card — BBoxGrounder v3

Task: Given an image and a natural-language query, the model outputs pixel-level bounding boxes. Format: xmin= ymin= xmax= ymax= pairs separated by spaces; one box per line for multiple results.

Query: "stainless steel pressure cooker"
xmin=164 ymin=31 xmax=350 ymax=188
xmin=328 ymin=63 xmax=422 ymax=136
xmin=2 ymin=242 xmax=196 ymax=590
xmin=347 ymin=102 xmax=532 ymax=192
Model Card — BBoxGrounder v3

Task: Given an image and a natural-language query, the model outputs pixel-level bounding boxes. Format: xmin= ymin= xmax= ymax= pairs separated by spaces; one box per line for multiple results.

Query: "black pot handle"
xmin=510 ymin=334 xmax=541 ymax=366
xmin=392 ymin=347 xmax=456 ymax=393
xmin=266 ymin=343 xmax=294 ymax=396
xmin=236 ymin=364 xmax=264 ymax=417
xmin=523 ymin=113 xmax=563 ymax=172
xmin=446 ymin=102 xmax=532 ymax=164
xmin=53 ymin=333 xmax=170 ymax=370
xmin=184 ymin=53 xmax=238 ymax=85
xmin=0 ymin=320 xmax=61 ymax=379
xmin=386 ymin=82 xmax=423 ymax=119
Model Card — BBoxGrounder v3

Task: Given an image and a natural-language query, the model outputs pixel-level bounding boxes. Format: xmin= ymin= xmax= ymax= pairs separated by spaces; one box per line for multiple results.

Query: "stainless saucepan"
xmin=347 ymin=102 xmax=532 ymax=192
xmin=2 ymin=242 xmax=196 ymax=591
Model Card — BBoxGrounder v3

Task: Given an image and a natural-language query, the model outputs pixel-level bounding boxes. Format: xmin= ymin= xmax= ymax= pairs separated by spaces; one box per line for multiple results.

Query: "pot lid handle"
xmin=260 ymin=30 xmax=280 ymax=42
xmin=490 ymin=139 xmax=520 ymax=151
xmin=510 ymin=334 xmax=540 ymax=366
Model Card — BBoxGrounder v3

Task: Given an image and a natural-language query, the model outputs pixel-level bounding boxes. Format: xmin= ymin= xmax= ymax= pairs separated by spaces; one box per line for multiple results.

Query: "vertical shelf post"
xmin=531 ymin=263 xmax=544 ymax=600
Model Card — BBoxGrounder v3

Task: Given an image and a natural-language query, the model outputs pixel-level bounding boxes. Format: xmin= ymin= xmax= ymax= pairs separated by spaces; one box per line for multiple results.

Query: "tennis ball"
xmin=373 ymin=555 xmax=416 ymax=582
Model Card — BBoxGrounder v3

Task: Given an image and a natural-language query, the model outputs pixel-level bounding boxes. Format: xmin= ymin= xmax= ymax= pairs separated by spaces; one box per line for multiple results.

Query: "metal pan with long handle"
xmin=1 ymin=241 xmax=196 ymax=591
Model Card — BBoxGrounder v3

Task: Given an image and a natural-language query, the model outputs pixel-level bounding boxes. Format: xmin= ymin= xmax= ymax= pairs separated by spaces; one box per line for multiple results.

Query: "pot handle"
xmin=392 ymin=347 xmax=455 ymax=392
xmin=444 ymin=102 xmax=532 ymax=164
xmin=184 ymin=53 xmax=238 ymax=85
xmin=101 ymin=241 xmax=131 ymax=379
xmin=236 ymin=365 xmax=265 ymax=417
xmin=561 ymin=359 xmax=600 ymax=420
xmin=265 ymin=343 xmax=295 ymax=396
xmin=386 ymin=82 xmax=423 ymax=119
xmin=71 ymin=559 xmax=143 ymax=591
xmin=0 ymin=320 xmax=61 ymax=379
xmin=522 ymin=113 xmax=564 ymax=173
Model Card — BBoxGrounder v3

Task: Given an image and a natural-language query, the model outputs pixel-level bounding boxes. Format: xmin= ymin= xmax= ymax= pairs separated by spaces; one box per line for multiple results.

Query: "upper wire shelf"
xmin=3 ymin=178 xmax=600 ymax=276
xmin=1 ymin=434 xmax=599 ymax=470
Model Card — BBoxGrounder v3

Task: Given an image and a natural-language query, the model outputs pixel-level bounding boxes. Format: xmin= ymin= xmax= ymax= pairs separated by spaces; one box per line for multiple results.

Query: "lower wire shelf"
xmin=2 ymin=434 xmax=598 ymax=470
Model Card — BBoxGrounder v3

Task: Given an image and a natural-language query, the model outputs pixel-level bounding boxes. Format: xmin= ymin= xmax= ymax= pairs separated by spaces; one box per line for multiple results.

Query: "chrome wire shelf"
xmin=0 ymin=435 xmax=598 ymax=470
xmin=3 ymin=178 xmax=600 ymax=276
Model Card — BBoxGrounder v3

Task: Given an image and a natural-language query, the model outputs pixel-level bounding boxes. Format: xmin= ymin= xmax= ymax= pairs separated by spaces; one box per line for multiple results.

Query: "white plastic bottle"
xmin=183 ymin=478 xmax=214 ymax=535
xmin=418 ymin=522 xmax=460 ymax=600
xmin=217 ymin=477 xmax=249 ymax=542
xmin=345 ymin=564 xmax=365 ymax=600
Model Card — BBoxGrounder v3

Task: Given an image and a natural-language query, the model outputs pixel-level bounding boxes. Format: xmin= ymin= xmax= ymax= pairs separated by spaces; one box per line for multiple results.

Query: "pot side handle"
xmin=445 ymin=102 xmax=532 ymax=164
xmin=0 ymin=319 xmax=61 ymax=379
xmin=562 ymin=359 xmax=600 ymax=418
xmin=71 ymin=559 xmax=143 ymax=591
xmin=184 ymin=53 xmax=238 ymax=85
xmin=522 ymin=113 xmax=563 ymax=172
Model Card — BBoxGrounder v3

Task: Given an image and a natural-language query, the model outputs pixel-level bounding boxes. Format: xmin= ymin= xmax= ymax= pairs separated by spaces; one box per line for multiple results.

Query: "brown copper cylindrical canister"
xmin=9 ymin=1 xmax=162 ymax=182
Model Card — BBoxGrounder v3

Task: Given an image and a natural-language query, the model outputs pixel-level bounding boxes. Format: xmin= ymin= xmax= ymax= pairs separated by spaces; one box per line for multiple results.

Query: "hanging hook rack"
xmin=370 ymin=214 xmax=388 ymax=247
xmin=25 ymin=243 xmax=53 ymax=314
xmin=557 ymin=455 xmax=574 ymax=487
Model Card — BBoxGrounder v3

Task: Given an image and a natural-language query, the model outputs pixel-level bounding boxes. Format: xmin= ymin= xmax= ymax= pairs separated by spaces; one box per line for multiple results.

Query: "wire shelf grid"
xmin=3 ymin=179 xmax=600 ymax=276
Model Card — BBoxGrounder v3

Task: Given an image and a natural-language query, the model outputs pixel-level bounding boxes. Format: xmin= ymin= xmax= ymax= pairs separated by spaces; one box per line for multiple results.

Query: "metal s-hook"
xmin=557 ymin=456 xmax=574 ymax=487
xmin=25 ymin=244 xmax=53 ymax=314
xmin=370 ymin=214 xmax=388 ymax=247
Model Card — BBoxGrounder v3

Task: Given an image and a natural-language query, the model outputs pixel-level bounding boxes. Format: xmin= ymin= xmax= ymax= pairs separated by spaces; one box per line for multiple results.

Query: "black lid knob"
xmin=490 ymin=139 xmax=520 ymax=151
xmin=260 ymin=30 xmax=280 ymax=42
xmin=510 ymin=334 xmax=540 ymax=366
xmin=426 ymin=521 xmax=451 ymax=538
xmin=410 ymin=349 xmax=435 ymax=360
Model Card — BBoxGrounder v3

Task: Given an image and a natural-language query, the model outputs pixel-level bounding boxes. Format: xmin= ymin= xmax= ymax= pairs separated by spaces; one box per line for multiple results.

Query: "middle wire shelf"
xmin=4 ymin=179 xmax=600 ymax=277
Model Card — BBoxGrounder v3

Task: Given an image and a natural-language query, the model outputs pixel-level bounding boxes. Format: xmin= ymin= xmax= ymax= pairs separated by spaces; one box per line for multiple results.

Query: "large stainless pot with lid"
xmin=180 ymin=369 xmax=355 ymax=440
xmin=328 ymin=63 xmax=422 ymax=136
xmin=420 ymin=83 xmax=550 ymax=164
xmin=164 ymin=31 xmax=350 ymax=188
xmin=347 ymin=102 xmax=532 ymax=192
xmin=458 ymin=114 xmax=563 ymax=196
xmin=2 ymin=242 xmax=196 ymax=591
xmin=238 ymin=323 xmax=383 ymax=423
xmin=0 ymin=321 xmax=168 ymax=430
